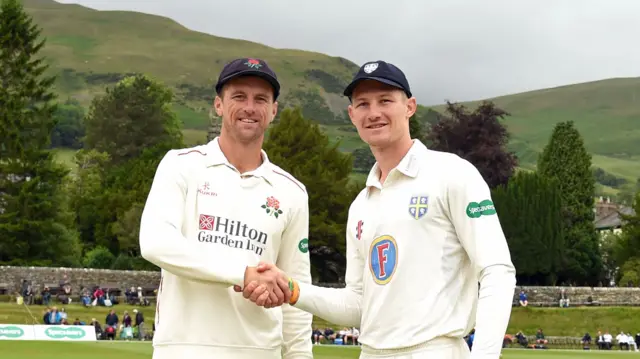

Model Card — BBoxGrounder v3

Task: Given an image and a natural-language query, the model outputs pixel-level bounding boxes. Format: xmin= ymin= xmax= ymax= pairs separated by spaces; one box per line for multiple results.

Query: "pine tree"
xmin=264 ymin=107 xmax=361 ymax=282
xmin=0 ymin=0 xmax=81 ymax=266
xmin=537 ymin=121 xmax=602 ymax=285
xmin=409 ymin=114 xmax=423 ymax=141
xmin=491 ymin=171 xmax=564 ymax=285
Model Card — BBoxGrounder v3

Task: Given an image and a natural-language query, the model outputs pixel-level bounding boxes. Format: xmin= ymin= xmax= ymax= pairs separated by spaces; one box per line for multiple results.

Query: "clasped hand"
xmin=234 ymin=262 xmax=290 ymax=308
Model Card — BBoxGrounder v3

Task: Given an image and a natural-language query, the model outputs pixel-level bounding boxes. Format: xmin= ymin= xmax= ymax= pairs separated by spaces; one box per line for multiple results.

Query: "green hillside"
xmin=23 ymin=0 xmax=640 ymax=191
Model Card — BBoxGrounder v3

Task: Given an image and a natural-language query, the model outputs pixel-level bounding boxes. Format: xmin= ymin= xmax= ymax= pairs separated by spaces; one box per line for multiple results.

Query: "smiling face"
xmin=214 ymin=76 xmax=278 ymax=144
xmin=347 ymin=80 xmax=416 ymax=148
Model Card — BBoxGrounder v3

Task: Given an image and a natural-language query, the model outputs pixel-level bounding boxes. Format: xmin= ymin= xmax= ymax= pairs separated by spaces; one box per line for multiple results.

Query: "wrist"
xmin=288 ymin=278 xmax=300 ymax=305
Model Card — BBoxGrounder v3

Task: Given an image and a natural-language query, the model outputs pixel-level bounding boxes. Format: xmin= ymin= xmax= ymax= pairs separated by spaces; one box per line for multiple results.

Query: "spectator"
xmin=134 ymin=309 xmax=145 ymax=341
xmin=58 ymin=275 xmax=72 ymax=304
xmin=42 ymin=308 xmax=51 ymax=325
xmin=603 ymin=331 xmax=613 ymax=350
xmin=515 ymin=331 xmax=528 ymax=348
xmin=323 ymin=328 xmax=336 ymax=343
xmin=73 ymin=318 xmax=81 ymax=325
xmin=627 ymin=333 xmax=638 ymax=352
xmin=312 ymin=328 xmax=322 ymax=345
xmin=41 ymin=287 xmax=51 ymax=306
xmin=535 ymin=329 xmax=548 ymax=345
xmin=519 ymin=290 xmax=528 ymax=307
xmin=93 ymin=287 xmax=105 ymax=306
xmin=582 ymin=332 xmax=592 ymax=349
xmin=617 ymin=331 xmax=630 ymax=350
xmin=105 ymin=309 xmax=119 ymax=331
xmin=22 ymin=284 xmax=34 ymax=305
xmin=80 ymin=287 xmax=91 ymax=307
xmin=558 ymin=289 xmax=570 ymax=307
xmin=48 ymin=307 xmax=62 ymax=325
xmin=635 ymin=332 xmax=640 ymax=349
xmin=90 ymin=318 xmax=103 ymax=340
xmin=122 ymin=311 xmax=133 ymax=340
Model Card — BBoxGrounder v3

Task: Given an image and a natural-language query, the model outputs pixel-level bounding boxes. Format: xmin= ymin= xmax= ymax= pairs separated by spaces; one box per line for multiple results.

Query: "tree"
xmin=83 ymin=74 xmax=183 ymax=167
xmin=537 ymin=121 xmax=602 ymax=285
xmin=0 ymin=0 xmax=81 ymax=266
xmin=491 ymin=171 xmax=564 ymax=285
xmin=76 ymin=74 xmax=184 ymax=260
xmin=409 ymin=114 xmax=423 ymax=142
xmin=426 ymin=101 xmax=518 ymax=189
xmin=264 ymin=107 xmax=361 ymax=282
xmin=51 ymin=98 xmax=85 ymax=149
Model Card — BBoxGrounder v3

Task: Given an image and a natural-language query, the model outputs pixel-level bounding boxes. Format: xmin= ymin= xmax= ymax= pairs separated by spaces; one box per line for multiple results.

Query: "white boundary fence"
xmin=0 ymin=324 xmax=97 ymax=341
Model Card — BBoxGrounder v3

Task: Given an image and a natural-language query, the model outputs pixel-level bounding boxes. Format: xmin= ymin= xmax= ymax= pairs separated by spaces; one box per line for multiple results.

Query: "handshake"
xmin=233 ymin=262 xmax=298 ymax=309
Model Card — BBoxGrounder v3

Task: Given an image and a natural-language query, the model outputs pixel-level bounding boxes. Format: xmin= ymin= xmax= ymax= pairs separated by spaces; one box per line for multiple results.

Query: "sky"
xmin=56 ymin=0 xmax=640 ymax=106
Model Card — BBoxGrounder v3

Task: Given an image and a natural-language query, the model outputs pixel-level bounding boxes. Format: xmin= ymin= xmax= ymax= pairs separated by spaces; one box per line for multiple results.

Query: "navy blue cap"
xmin=343 ymin=60 xmax=412 ymax=98
xmin=215 ymin=58 xmax=280 ymax=100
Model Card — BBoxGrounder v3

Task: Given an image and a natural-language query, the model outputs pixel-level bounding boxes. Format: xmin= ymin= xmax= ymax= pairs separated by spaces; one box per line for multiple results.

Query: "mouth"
xmin=365 ymin=123 xmax=387 ymax=129
xmin=238 ymin=118 xmax=258 ymax=124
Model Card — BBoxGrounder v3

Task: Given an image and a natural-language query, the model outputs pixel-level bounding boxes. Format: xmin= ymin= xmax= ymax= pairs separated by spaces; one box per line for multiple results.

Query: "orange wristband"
xmin=289 ymin=278 xmax=300 ymax=305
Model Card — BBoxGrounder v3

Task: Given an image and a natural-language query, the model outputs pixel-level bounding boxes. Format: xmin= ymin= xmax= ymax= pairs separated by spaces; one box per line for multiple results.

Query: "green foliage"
xmin=264 ymin=107 xmax=361 ymax=281
xmin=409 ymin=114 xmax=423 ymax=142
xmin=491 ymin=171 xmax=564 ymax=285
xmin=351 ymin=147 xmax=375 ymax=174
xmin=83 ymin=246 xmax=115 ymax=269
xmin=51 ymin=98 xmax=85 ymax=149
xmin=0 ymin=0 xmax=81 ymax=267
xmin=537 ymin=121 xmax=602 ymax=285
xmin=592 ymin=167 xmax=627 ymax=188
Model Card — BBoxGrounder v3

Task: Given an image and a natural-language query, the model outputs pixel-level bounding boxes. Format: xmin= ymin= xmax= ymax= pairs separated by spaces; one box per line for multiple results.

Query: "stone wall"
xmin=2 ymin=266 xmax=640 ymax=305
xmin=514 ymin=286 xmax=640 ymax=305
xmin=0 ymin=266 xmax=161 ymax=296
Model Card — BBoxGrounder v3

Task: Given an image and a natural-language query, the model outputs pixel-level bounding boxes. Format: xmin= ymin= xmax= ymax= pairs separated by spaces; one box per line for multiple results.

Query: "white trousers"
xmin=360 ymin=337 xmax=470 ymax=359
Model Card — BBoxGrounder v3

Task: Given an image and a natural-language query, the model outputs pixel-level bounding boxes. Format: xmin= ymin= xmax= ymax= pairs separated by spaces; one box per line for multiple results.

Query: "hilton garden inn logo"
xmin=198 ymin=214 xmax=269 ymax=255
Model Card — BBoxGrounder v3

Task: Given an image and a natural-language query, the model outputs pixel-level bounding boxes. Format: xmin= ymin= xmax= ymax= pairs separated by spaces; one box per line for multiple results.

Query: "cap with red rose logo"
xmin=343 ymin=60 xmax=412 ymax=99
xmin=215 ymin=58 xmax=281 ymax=100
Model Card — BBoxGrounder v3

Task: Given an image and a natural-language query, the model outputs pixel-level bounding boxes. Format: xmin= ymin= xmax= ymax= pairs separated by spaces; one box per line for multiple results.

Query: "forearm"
xmin=470 ymin=264 xmax=517 ymax=359
xmin=293 ymin=282 xmax=362 ymax=327
xmin=140 ymin=224 xmax=247 ymax=287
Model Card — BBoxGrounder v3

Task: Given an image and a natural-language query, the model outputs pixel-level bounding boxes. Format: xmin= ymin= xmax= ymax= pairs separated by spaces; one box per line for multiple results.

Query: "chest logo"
xmin=409 ymin=195 xmax=428 ymax=219
xmin=261 ymin=196 xmax=284 ymax=219
xmin=369 ymin=235 xmax=398 ymax=285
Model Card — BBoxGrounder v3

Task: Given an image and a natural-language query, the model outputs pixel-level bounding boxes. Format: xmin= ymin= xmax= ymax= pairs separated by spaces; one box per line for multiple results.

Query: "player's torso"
xmin=351 ymin=169 xmax=473 ymax=341
xmin=183 ymin=164 xmax=290 ymax=264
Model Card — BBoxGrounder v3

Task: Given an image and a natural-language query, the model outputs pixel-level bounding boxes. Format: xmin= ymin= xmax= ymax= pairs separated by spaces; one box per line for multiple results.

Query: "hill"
xmin=23 ymin=1 xmax=640 ymax=192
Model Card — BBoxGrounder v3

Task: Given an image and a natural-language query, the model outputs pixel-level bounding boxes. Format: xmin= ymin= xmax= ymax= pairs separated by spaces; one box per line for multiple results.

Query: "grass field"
xmin=0 ymin=341 xmax=631 ymax=359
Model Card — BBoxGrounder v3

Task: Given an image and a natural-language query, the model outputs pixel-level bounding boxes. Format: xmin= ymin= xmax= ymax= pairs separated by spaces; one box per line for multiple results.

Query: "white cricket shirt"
xmin=140 ymin=137 xmax=313 ymax=359
xmin=295 ymin=140 xmax=516 ymax=358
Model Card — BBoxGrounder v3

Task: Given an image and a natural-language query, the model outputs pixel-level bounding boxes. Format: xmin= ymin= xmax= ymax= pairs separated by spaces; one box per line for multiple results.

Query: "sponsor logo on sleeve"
xmin=466 ymin=200 xmax=497 ymax=218
xmin=298 ymin=238 xmax=309 ymax=253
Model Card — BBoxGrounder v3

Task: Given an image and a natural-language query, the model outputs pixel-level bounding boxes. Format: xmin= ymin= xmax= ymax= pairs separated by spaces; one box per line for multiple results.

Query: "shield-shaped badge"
xmin=408 ymin=195 xmax=428 ymax=220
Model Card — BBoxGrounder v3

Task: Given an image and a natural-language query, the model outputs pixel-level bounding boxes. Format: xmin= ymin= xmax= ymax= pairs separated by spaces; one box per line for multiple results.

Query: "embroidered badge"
xmin=245 ymin=58 xmax=262 ymax=69
xmin=262 ymin=196 xmax=283 ymax=218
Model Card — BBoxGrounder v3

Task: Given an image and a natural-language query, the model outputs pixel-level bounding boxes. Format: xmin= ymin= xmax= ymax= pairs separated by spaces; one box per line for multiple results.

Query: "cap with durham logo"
xmin=343 ymin=60 xmax=412 ymax=99
xmin=215 ymin=58 xmax=281 ymax=100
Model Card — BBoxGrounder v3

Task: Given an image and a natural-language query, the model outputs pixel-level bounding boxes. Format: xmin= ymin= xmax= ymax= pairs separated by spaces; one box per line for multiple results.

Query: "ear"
xmin=406 ymin=97 xmax=417 ymax=119
xmin=214 ymin=96 xmax=223 ymax=117
xmin=347 ymin=104 xmax=356 ymax=125
xmin=270 ymin=101 xmax=278 ymax=124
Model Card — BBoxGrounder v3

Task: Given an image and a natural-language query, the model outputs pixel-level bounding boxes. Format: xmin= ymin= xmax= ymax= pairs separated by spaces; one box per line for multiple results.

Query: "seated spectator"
xmin=350 ymin=328 xmax=360 ymax=345
xmin=582 ymin=332 xmax=592 ymax=349
xmin=42 ymin=308 xmax=51 ymax=325
xmin=515 ymin=331 xmax=528 ymax=348
xmin=627 ymin=332 xmax=638 ymax=352
xmin=57 ymin=275 xmax=72 ymax=304
xmin=558 ymin=289 xmax=570 ymax=307
xmin=323 ymin=327 xmax=336 ymax=343
xmin=535 ymin=329 xmax=548 ymax=345
xmin=617 ymin=331 xmax=630 ymax=351
xmin=73 ymin=318 xmax=81 ymax=325
xmin=603 ymin=331 xmax=613 ymax=350
xmin=312 ymin=328 xmax=322 ymax=344
xmin=502 ymin=334 xmax=513 ymax=348
xmin=518 ymin=290 xmax=528 ymax=307
xmin=80 ymin=287 xmax=91 ymax=307
xmin=41 ymin=287 xmax=51 ymax=306
xmin=93 ymin=287 xmax=105 ymax=306
xmin=59 ymin=307 xmax=68 ymax=323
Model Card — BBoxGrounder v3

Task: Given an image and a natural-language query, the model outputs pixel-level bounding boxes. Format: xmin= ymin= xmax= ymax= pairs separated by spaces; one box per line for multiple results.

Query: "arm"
xmin=447 ymin=161 xmax=517 ymax=359
xmin=291 ymin=217 xmax=364 ymax=328
xmin=139 ymin=150 xmax=248 ymax=287
xmin=276 ymin=195 xmax=313 ymax=359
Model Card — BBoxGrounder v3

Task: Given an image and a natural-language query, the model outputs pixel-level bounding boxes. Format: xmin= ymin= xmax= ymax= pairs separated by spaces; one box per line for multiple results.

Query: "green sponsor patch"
xmin=45 ymin=327 xmax=86 ymax=339
xmin=0 ymin=326 xmax=24 ymax=338
xmin=298 ymin=238 xmax=309 ymax=253
xmin=466 ymin=200 xmax=497 ymax=218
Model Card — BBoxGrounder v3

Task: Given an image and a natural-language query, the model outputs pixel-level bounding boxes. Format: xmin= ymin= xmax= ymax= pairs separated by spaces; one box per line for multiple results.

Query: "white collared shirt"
xmin=140 ymin=137 xmax=312 ymax=358
xmin=295 ymin=140 xmax=516 ymax=356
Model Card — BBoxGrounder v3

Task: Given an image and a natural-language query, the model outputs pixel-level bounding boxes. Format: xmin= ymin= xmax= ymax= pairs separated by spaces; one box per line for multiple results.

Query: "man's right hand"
xmin=240 ymin=263 xmax=291 ymax=308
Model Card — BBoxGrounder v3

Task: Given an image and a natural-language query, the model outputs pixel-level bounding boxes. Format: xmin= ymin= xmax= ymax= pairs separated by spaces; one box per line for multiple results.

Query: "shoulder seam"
xmin=272 ymin=169 xmax=306 ymax=194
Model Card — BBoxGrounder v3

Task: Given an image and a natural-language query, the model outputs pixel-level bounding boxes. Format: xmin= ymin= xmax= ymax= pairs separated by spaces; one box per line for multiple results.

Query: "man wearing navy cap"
xmin=246 ymin=60 xmax=516 ymax=359
xmin=140 ymin=58 xmax=312 ymax=359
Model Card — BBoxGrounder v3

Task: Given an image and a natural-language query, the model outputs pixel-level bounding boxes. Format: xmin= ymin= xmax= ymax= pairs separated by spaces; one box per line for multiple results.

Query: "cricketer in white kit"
xmin=139 ymin=58 xmax=313 ymax=359
xmin=247 ymin=61 xmax=517 ymax=359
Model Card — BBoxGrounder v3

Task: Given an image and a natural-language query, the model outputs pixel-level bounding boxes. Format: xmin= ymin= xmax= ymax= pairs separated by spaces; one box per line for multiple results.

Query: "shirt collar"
xmin=365 ymin=139 xmax=427 ymax=193
xmin=206 ymin=137 xmax=275 ymax=185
